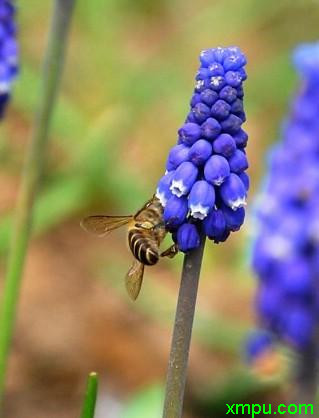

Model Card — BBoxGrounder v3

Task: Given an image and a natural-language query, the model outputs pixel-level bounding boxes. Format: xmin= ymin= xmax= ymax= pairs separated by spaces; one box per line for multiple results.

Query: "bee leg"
xmin=160 ymin=243 xmax=179 ymax=259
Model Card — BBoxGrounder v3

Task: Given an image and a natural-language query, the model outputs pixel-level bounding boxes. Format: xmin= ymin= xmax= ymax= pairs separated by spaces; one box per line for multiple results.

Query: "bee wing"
xmin=125 ymin=259 xmax=145 ymax=301
xmin=80 ymin=215 xmax=133 ymax=237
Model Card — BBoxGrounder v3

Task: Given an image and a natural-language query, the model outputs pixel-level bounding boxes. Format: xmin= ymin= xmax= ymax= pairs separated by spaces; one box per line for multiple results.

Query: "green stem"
xmin=81 ymin=372 xmax=99 ymax=418
xmin=0 ymin=0 xmax=76 ymax=408
xmin=162 ymin=232 xmax=206 ymax=418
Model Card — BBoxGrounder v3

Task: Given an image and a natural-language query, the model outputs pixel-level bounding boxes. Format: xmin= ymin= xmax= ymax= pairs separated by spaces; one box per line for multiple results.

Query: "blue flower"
xmin=170 ymin=161 xmax=198 ymax=197
xmin=204 ymin=154 xmax=230 ymax=186
xmin=251 ymin=41 xmax=319 ymax=352
xmin=281 ymin=307 xmax=314 ymax=349
xmin=203 ymin=208 xmax=228 ymax=243
xmin=188 ymin=139 xmax=212 ymax=166
xmin=222 ymin=204 xmax=245 ymax=231
xmin=211 ymin=99 xmax=231 ymax=121
xmin=233 ymin=129 xmax=248 ymax=148
xmin=239 ymin=172 xmax=250 ymax=190
xmin=212 ymin=133 xmax=236 ymax=157
xmin=219 ymin=173 xmax=247 ymax=209
xmin=163 ymin=195 xmax=188 ymax=229
xmin=176 ymin=223 xmax=200 ymax=252
xmin=201 ymin=117 xmax=221 ymax=140
xmin=200 ymin=89 xmax=218 ymax=106
xmin=228 ymin=149 xmax=249 ymax=173
xmin=191 ymin=102 xmax=211 ymax=123
xmin=219 ymin=85 xmax=237 ymax=103
xmin=0 ymin=0 xmax=18 ymax=117
xmin=188 ymin=180 xmax=215 ymax=220
xmin=166 ymin=144 xmax=189 ymax=171
xmin=220 ymin=114 xmax=242 ymax=134
xmin=178 ymin=122 xmax=201 ymax=145
xmin=156 ymin=171 xmax=174 ymax=206
xmin=156 ymin=46 xmax=248 ymax=250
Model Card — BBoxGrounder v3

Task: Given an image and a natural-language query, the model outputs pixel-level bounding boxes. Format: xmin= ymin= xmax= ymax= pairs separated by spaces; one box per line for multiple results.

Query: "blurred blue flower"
xmin=0 ymin=0 xmax=18 ymax=117
xmin=251 ymin=42 xmax=319 ymax=351
xmin=156 ymin=46 xmax=248 ymax=251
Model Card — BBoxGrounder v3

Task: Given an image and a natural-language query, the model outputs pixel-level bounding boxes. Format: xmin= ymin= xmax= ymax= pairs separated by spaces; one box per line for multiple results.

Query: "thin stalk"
xmin=80 ymin=372 xmax=99 ymax=418
xmin=0 ymin=0 xmax=76 ymax=408
xmin=163 ymin=232 xmax=206 ymax=418
xmin=294 ymin=344 xmax=318 ymax=410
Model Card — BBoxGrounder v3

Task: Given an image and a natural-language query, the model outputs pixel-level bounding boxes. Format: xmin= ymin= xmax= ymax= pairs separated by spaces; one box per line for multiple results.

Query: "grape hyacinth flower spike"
xmin=159 ymin=47 xmax=248 ymax=418
xmin=251 ymin=41 xmax=319 ymax=405
xmin=157 ymin=46 xmax=248 ymax=252
xmin=0 ymin=0 xmax=18 ymax=117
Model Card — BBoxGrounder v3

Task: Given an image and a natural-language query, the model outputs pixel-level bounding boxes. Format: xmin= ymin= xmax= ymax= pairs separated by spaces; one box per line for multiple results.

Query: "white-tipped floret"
xmin=230 ymin=197 xmax=247 ymax=210
xmin=170 ymin=179 xmax=187 ymax=197
xmin=155 ymin=189 xmax=167 ymax=207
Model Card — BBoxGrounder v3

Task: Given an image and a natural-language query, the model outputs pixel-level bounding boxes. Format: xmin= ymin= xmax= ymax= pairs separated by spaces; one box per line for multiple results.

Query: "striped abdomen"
xmin=128 ymin=229 xmax=159 ymax=266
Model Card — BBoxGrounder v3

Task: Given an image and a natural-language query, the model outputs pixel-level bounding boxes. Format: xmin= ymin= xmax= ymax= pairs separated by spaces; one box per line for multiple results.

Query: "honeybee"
xmin=81 ymin=195 xmax=178 ymax=300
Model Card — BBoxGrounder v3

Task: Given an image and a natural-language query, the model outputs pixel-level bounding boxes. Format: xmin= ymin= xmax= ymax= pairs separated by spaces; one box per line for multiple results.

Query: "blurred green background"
xmin=1 ymin=0 xmax=319 ymax=417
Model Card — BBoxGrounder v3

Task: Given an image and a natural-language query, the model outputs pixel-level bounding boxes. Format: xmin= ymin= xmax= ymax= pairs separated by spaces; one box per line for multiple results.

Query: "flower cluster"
xmin=156 ymin=47 xmax=248 ymax=252
xmin=0 ymin=1 xmax=18 ymax=117
xmin=251 ymin=42 xmax=319 ymax=353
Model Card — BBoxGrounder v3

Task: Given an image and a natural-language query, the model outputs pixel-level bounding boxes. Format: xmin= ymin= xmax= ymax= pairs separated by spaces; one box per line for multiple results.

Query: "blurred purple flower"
xmin=251 ymin=41 xmax=319 ymax=351
xmin=0 ymin=0 xmax=18 ymax=117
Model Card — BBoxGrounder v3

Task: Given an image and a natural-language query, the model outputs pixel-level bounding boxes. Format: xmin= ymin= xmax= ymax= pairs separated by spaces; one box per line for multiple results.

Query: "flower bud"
xmin=166 ymin=144 xmax=189 ymax=171
xmin=200 ymin=88 xmax=218 ymax=106
xmin=192 ymin=102 xmax=211 ymax=123
xmin=219 ymin=85 xmax=237 ymax=103
xmin=219 ymin=173 xmax=246 ymax=209
xmin=190 ymin=93 xmax=201 ymax=107
xmin=156 ymin=171 xmax=175 ymax=206
xmin=239 ymin=172 xmax=250 ymax=190
xmin=233 ymin=129 xmax=248 ymax=148
xmin=210 ymin=75 xmax=226 ymax=91
xmin=214 ymin=46 xmax=228 ymax=63
xmin=225 ymin=70 xmax=242 ymax=87
xmin=188 ymin=139 xmax=212 ymax=166
xmin=163 ymin=195 xmax=188 ymax=228
xmin=222 ymin=205 xmax=245 ymax=231
xmin=188 ymin=180 xmax=215 ymax=219
xmin=220 ymin=114 xmax=242 ymax=134
xmin=213 ymin=133 xmax=236 ymax=157
xmin=211 ymin=99 xmax=231 ymax=120
xmin=223 ymin=52 xmax=247 ymax=71
xmin=204 ymin=154 xmax=230 ymax=185
xmin=208 ymin=62 xmax=224 ymax=76
xmin=185 ymin=112 xmax=197 ymax=124
xmin=199 ymin=49 xmax=215 ymax=67
xmin=196 ymin=67 xmax=210 ymax=80
xmin=228 ymin=149 xmax=249 ymax=173
xmin=178 ymin=122 xmax=201 ymax=145
xmin=170 ymin=161 xmax=198 ymax=197
xmin=203 ymin=208 xmax=227 ymax=242
xmin=231 ymin=98 xmax=243 ymax=115
xmin=176 ymin=223 xmax=200 ymax=252
xmin=201 ymin=117 xmax=221 ymax=140
xmin=238 ymin=67 xmax=247 ymax=81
